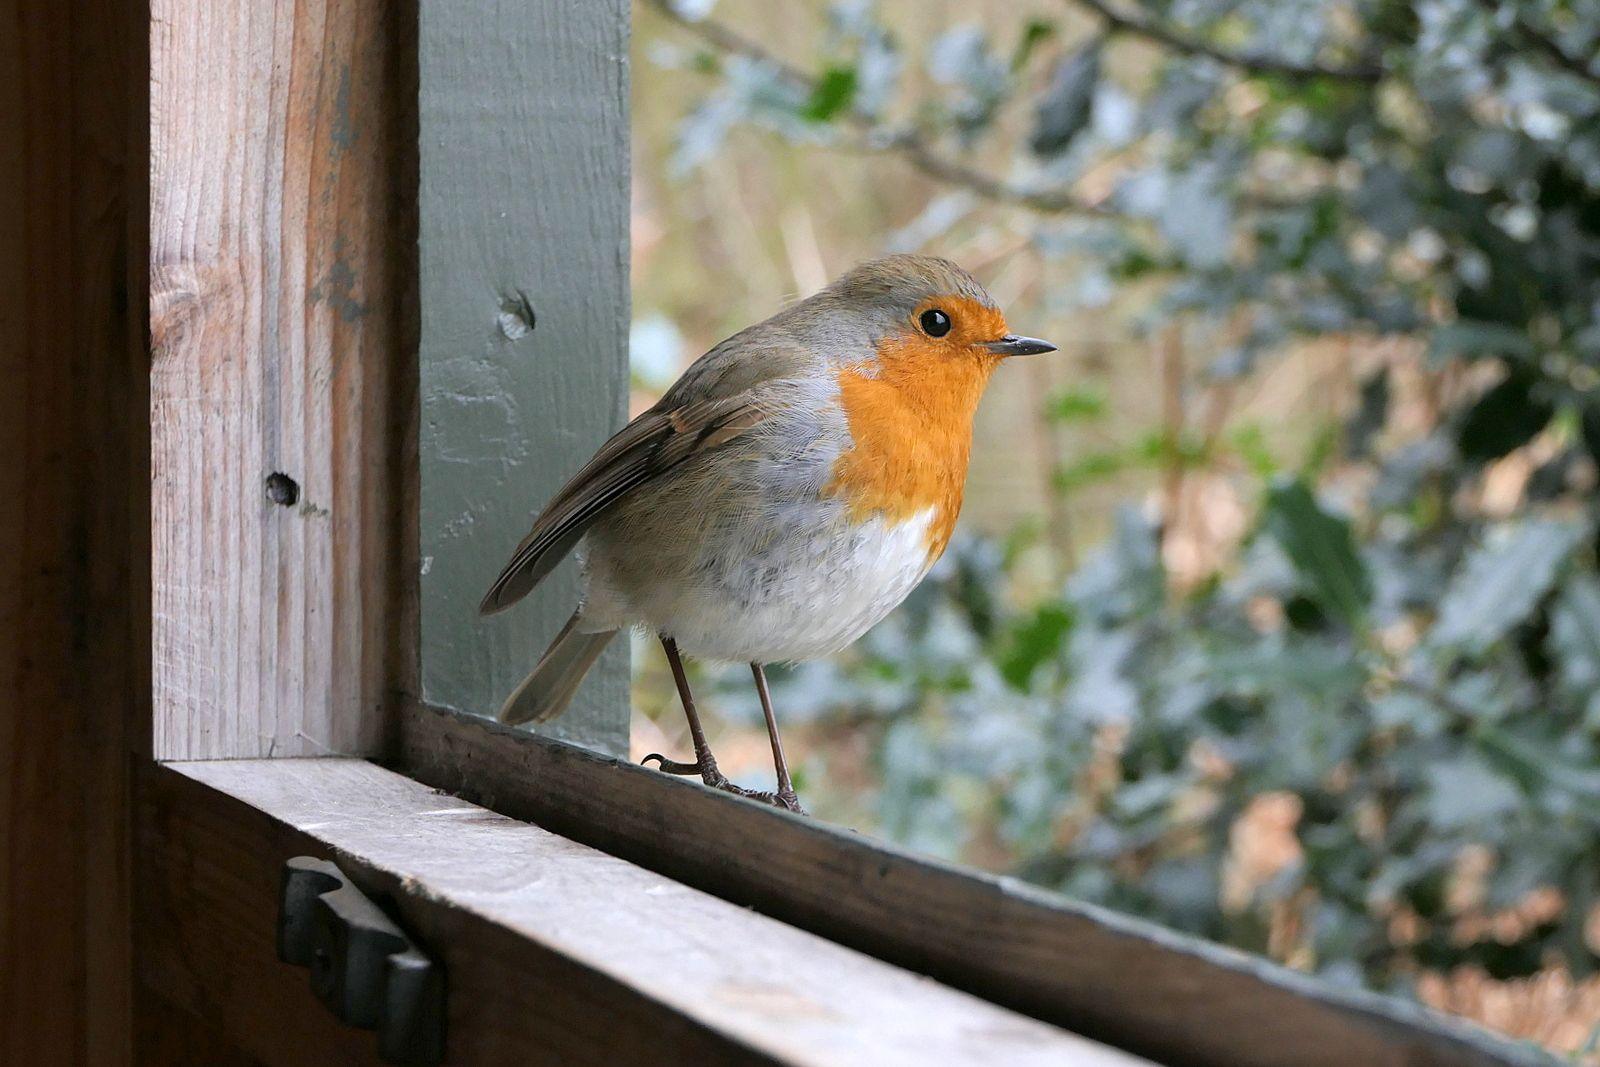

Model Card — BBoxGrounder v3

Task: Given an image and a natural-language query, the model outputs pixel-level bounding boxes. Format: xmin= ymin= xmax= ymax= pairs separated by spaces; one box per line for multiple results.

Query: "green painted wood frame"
xmin=417 ymin=0 xmax=631 ymax=754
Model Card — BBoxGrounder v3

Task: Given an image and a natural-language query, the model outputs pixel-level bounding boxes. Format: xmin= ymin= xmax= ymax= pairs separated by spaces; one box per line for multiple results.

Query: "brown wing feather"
xmin=477 ymin=393 xmax=769 ymax=615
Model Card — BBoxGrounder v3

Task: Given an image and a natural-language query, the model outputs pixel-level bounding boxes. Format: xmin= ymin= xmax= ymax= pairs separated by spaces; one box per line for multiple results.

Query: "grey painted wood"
xmin=162 ymin=758 xmax=1152 ymax=1067
xmin=418 ymin=0 xmax=630 ymax=753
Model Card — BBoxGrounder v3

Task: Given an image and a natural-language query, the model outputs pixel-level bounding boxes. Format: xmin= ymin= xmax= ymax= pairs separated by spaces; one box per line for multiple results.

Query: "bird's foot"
xmin=724 ymin=784 xmax=808 ymax=814
xmin=641 ymin=752 xmax=806 ymax=813
xmin=773 ymin=787 xmax=808 ymax=816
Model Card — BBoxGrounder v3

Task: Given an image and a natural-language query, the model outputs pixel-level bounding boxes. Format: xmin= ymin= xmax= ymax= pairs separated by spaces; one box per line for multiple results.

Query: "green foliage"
xmin=1045 ymin=385 xmax=1108 ymax=423
xmin=1261 ymin=479 xmax=1372 ymax=627
xmin=765 ymin=506 xmax=1600 ymax=991
xmin=1551 ymin=577 xmax=1600 ymax=726
xmin=999 ymin=603 xmax=1075 ymax=690
xmin=1456 ymin=371 xmax=1555 ymax=462
xmin=1030 ymin=39 xmax=1103 ymax=157
xmin=1428 ymin=520 xmax=1587 ymax=657
xmin=1010 ymin=18 xmax=1057 ymax=74
xmin=662 ymin=0 xmax=1600 ymax=426
xmin=801 ymin=64 xmax=859 ymax=122
xmin=661 ymin=0 xmax=1600 ymax=1010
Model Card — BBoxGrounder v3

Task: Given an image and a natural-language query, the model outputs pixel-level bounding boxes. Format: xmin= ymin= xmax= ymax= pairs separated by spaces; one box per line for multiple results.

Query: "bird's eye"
xmin=920 ymin=308 xmax=952 ymax=337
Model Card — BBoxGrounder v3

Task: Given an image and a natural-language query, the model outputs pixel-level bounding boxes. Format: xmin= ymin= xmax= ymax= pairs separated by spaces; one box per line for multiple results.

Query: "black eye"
xmin=920 ymin=308 xmax=952 ymax=337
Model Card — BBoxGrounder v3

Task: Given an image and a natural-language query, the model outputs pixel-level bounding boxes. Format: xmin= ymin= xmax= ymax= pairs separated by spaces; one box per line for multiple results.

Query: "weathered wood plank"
xmin=0 ymin=0 xmax=149 ymax=1061
xmin=401 ymin=700 xmax=1559 ymax=1067
xmin=137 ymin=770 xmax=387 ymax=1065
xmin=134 ymin=986 xmax=263 ymax=1067
xmin=417 ymin=0 xmax=630 ymax=754
xmin=149 ymin=0 xmax=413 ymax=759
xmin=149 ymin=758 xmax=1146 ymax=1067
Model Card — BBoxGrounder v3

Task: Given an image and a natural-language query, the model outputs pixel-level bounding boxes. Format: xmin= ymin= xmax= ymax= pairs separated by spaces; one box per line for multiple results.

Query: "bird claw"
xmin=640 ymin=753 xmax=807 ymax=814
xmin=773 ymin=788 xmax=808 ymax=816
xmin=640 ymin=750 xmax=737 ymax=791
xmin=640 ymin=752 xmax=703 ymax=776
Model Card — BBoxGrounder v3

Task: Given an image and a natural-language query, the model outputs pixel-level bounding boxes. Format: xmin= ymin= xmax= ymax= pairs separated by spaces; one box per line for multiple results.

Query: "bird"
xmin=479 ymin=255 xmax=1056 ymax=813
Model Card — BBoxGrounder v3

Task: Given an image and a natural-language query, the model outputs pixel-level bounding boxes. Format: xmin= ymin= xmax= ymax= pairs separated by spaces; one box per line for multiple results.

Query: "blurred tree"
xmin=646 ymin=0 xmax=1600 ymax=1021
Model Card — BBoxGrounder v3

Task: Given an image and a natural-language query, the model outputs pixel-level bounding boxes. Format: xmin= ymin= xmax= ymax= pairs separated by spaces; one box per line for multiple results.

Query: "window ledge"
xmin=399 ymin=700 xmax=1559 ymax=1067
xmin=143 ymin=757 xmax=1147 ymax=1066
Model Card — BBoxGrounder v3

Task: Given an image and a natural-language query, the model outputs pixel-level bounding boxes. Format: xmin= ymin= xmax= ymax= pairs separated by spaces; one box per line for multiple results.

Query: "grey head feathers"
xmin=754 ymin=255 xmax=997 ymax=363
xmin=828 ymin=254 xmax=997 ymax=312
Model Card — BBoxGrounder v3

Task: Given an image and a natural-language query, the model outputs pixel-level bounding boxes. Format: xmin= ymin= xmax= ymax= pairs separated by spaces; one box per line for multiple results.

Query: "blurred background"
xmin=626 ymin=0 xmax=1600 ymax=1056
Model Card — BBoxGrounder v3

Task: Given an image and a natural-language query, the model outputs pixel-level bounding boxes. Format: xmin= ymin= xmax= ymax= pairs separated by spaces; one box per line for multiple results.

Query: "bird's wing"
xmin=477 ymin=389 xmax=772 ymax=615
xmin=480 ymin=326 xmax=819 ymax=616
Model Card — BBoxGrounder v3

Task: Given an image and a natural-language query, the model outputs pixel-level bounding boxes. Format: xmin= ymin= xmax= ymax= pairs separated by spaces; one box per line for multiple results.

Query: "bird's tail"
xmin=498 ymin=612 xmax=618 ymax=726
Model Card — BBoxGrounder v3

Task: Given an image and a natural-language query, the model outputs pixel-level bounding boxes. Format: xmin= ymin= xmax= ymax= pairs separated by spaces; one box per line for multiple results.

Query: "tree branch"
xmin=1067 ymin=0 xmax=1384 ymax=83
xmin=646 ymin=0 xmax=1112 ymax=217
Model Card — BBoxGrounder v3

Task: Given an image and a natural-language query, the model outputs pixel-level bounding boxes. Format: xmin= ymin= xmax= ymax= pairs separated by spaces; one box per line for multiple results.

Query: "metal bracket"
xmin=277 ymin=856 xmax=445 ymax=1065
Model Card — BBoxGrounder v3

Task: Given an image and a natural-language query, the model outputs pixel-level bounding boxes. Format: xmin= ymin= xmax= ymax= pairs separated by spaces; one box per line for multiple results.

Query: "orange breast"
xmin=823 ymin=331 xmax=998 ymax=565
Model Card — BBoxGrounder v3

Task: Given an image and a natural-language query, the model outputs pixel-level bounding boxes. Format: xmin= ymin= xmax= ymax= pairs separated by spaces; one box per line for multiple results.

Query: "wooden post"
xmin=0 ymin=1 xmax=149 ymax=1061
xmin=417 ymin=0 xmax=631 ymax=753
xmin=147 ymin=0 xmax=415 ymax=759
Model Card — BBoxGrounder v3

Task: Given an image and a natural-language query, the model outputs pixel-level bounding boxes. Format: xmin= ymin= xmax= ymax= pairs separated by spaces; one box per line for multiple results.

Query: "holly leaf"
xmin=1029 ymin=39 xmax=1101 ymax=157
xmin=1425 ymin=755 xmax=1522 ymax=829
xmin=1549 ymin=574 xmax=1600 ymax=724
xmin=1262 ymin=480 xmax=1371 ymax=627
xmin=1474 ymin=725 xmax=1600 ymax=803
xmin=1000 ymin=604 xmax=1074 ymax=690
xmin=1455 ymin=370 xmax=1554 ymax=463
xmin=1428 ymin=520 xmax=1586 ymax=657
xmin=1427 ymin=320 xmax=1536 ymax=362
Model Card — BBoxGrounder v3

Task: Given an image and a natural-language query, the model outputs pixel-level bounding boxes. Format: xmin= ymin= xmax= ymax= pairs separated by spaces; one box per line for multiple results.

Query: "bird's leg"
xmin=751 ymin=663 xmax=806 ymax=815
xmin=642 ymin=637 xmax=778 ymax=804
xmin=641 ymin=637 xmax=722 ymax=778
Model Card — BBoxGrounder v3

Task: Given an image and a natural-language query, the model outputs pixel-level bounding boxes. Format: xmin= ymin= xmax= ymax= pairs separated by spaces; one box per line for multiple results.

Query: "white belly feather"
xmin=579 ymin=503 xmax=936 ymax=664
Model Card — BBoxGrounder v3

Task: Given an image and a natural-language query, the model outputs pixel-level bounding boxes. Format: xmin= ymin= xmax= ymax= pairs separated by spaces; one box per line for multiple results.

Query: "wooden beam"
xmin=416 ymin=0 xmax=631 ymax=755
xmin=0 ymin=1 xmax=149 ymax=1062
xmin=401 ymin=701 xmax=1555 ymax=1067
xmin=144 ymin=758 xmax=1147 ymax=1067
xmin=148 ymin=0 xmax=415 ymax=759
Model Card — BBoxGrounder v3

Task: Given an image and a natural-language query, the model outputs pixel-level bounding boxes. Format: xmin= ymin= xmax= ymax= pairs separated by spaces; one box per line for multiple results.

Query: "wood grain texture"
xmin=401 ymin=701 xmax=1559 ymax=1067
xmin=149 ymin=758 xmax=1145 ymax=1067
xmin=417 ymin=0 xmax=630 ymax=754
xmin=134 ymin=985 xmax=263 ymax=1067
xmin=149 ymin=0 xmax=414 ymax=759
xmin=0 ymin=1 xmax=148 ymax=1062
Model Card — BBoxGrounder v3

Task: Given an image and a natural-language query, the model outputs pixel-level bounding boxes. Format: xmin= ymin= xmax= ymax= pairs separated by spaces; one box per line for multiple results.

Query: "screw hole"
xmin=497 ymin=289 xmax=537 ymax=340
xmin=265 ymin=472 xmax=300 ymax=507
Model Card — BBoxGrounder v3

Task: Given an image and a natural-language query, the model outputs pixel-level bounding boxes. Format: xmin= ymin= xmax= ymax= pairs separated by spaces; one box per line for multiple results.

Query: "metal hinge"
xmin=277 ymin=856 xmax=446 ymax=1065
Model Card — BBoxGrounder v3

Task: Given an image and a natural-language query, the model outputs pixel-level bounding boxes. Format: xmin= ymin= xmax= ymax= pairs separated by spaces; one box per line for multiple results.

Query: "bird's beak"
xmin=984 ymin=334 xmax=1057 ymax=357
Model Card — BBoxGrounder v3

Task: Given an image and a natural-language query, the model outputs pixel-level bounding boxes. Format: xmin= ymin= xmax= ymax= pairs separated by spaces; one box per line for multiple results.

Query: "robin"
xmin=480 ymin=255 xmax=1055 ymax=813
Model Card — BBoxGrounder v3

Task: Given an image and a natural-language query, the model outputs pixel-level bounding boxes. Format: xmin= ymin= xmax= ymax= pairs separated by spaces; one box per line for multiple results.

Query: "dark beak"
xmin=984 ymin=334 xmax=1057 ymax=357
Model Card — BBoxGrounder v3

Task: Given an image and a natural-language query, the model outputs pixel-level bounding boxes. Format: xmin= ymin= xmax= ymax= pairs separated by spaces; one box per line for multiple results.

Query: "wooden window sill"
xmin=141 ymin=757 xmax=1148 ymax=1065
xmin=396 ymin=700 xmax=1554 ymax=1067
